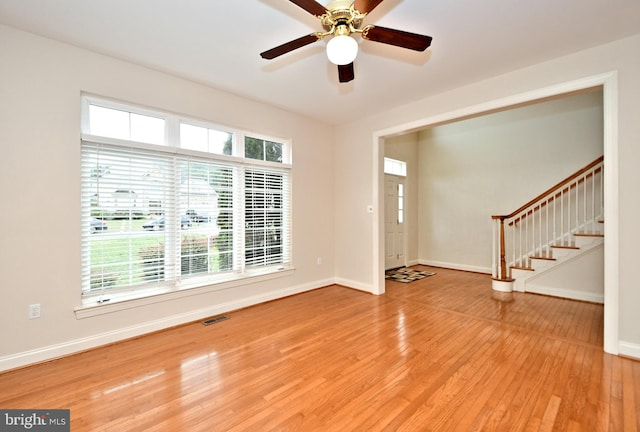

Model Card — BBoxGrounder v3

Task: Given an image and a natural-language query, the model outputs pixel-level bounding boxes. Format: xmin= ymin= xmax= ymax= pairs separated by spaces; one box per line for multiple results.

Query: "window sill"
xmin=75 ymin=267 xmax=295 ymax=319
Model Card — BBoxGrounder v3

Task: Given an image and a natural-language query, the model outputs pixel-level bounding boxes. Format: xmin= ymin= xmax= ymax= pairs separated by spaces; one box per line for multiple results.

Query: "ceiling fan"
xmin=260 ymin=0 xmax=432 ymax=83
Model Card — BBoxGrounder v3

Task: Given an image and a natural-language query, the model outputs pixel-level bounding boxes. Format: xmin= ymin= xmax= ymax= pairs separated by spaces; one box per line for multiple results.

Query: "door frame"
xmin=372 ymin=72 xmax=619 ymax=355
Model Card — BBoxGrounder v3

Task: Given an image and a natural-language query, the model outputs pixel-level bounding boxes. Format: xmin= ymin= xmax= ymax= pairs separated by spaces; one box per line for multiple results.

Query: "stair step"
xmin=511 ymin=265 xmax=534 ymax=272
xmin=574 ymin=232 xmax=604 ymax=237
xmin=552 ymin=243 xmax=579 ymax=250
xmin=509 ymin=232 xmax=599 ymax=275
xmin=531 ymin=251 xmax=556 ymax=261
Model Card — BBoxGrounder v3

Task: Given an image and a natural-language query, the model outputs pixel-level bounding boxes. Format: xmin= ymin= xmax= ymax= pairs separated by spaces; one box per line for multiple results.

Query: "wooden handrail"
xmin=507 ymin=168 xmax=602 ymax=227
xmin=492 ymin=155 xmax=603 ymax=220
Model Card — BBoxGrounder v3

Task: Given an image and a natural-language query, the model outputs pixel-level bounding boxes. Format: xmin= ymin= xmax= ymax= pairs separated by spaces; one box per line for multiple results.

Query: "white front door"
xmin=385 ymin=175 xmax=405 ymax=270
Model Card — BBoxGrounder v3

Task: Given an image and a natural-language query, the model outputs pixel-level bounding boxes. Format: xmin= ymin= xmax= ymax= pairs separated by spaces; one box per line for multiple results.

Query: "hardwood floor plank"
xmin=524 ymin=339 xmax=572 ymax=425
xmin=634 ymin=361 xmax=640 ymax=430
xmin=539 ymin=394 xmax=562 ymax=432
xmin=610 ymin=353 xmax=624 ymax=431
xmin=478 ymin=334 xmax=550 ymax=430
xmin=392 ymin=326 xmax=510 ymax=431
xmin=571 ymin=344 xmax=595 ymax=425
xmin=583 ymin=351 xmax=608 ymax=431
xmin=599 ymin=353 xmax=614 ymax=432
xmin=448 ymin=327 xmax=536 ymax=431
xmin=622 ymin=360 xmax=639 ymax=432
xmin=0 ymin=266 xmax=635 ymax=431
xmin=494 ymin=338 xmax=558 ymax=431
xmin=555 ymin=344 xmax=590 ymax=431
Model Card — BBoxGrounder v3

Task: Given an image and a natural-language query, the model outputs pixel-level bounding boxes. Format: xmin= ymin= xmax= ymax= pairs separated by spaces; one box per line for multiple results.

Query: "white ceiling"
xmin=1 ymin=0 xmax=639 ymax=125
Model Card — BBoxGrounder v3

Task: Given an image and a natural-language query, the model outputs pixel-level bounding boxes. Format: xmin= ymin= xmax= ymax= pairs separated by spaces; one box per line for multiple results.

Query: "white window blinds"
xmin=82 ymin=141 xmax=292 ymax=301
xmin=245 ymin=168 xmax=291 ymax=267
xmin=80 ymin=98 xmax=292 ymax=304
xmin=81 ymin=142 xmax=177 ymax=295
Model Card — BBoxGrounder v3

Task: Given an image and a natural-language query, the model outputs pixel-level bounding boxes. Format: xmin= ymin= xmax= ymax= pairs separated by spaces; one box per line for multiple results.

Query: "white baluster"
xmin=538 ymin=205 xmax=542 ymax=256
xmin=518 ymin=216 xmax=522 ymax=267
xmin=560 ymin=189 xmax=564 ymax=245
xmin=592 ymin=169 xmax=596 ymax=227
xmin=575 ymin=179 xmax=579 ymax=233
xmin=553 ymin=195 xmax=557 ymax=246
xmin=584 ymin=173 xmax=588 ymax=231
xmin=600 ymin=166 xmax=604 ymax=220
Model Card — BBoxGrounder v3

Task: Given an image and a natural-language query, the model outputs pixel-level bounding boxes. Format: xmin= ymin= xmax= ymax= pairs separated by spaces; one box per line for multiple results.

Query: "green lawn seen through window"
xmin=89 ymin=218 xmax=225 ymax=290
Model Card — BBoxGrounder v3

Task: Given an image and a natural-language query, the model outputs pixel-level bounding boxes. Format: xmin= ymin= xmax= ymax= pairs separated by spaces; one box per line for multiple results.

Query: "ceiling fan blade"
xmin=338 ymin=63 xmax=355 ymax=83
xmin=260 ymin=34 xmax=321 ymax=59
xmin=289 ymin=0 xmax=327 ymax=16
xmin=354 ymin=0 xmax=385 ymax=14
xmin=363 ymin=25 xmax=432 ymax=51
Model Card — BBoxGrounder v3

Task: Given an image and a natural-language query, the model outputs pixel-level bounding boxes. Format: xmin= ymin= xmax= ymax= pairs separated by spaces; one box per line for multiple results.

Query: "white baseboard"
xmin=333 ymin=277 xmax=375 ymax=294
xmin=0 ymin=279 xmax=334 ymax=372
xmin=419 ymin=259 xmax=491 ymax=275
xmin=619 ymin=341 xmax=640 ymax=360
xmin=526 ymin=285 xmax=604 ymax=304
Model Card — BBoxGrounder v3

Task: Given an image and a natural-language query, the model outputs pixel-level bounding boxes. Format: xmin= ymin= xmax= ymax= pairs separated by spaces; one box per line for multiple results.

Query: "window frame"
xmin=79 ymin=95 xmax=293 ymax=312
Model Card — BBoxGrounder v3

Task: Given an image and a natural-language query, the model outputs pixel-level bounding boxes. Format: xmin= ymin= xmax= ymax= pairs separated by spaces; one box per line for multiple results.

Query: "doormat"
xmin=385 ymin=268 xmax=436 ymax=283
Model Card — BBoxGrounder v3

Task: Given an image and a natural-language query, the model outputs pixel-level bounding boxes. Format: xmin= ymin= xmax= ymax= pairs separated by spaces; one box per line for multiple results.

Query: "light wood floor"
xmin=1 ymin=267 xmax=638 ymax=431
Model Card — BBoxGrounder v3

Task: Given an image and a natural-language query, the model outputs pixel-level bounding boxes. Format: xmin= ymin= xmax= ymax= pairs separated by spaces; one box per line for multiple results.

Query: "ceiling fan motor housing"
xmin=326 ymin=0 xmax=354 ymax=12
xmin=322 ymin=1 xmax=364 ymax=34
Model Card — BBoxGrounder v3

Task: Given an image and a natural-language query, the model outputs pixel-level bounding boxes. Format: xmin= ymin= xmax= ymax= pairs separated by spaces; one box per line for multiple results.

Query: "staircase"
xmin=491 ymin=156 xmax=604 ymax=300
xmin=510 ymin=223 xmax=604 ymax=301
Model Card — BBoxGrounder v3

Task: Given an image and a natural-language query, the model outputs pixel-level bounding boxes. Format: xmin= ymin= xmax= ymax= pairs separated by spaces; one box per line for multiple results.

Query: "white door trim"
xmin=372 ymin=71 xmax=619 ymax=354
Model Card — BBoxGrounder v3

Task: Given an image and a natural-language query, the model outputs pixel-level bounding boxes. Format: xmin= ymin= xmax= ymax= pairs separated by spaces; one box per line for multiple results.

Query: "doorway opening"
xmin=373 ymin=72 xmax=619 ymax=354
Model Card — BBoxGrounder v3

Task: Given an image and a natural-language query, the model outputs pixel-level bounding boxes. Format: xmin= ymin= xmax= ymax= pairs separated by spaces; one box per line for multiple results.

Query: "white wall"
xmin=334 ymin=34 xmax=640 ymax=357
xmin=526 ymin=243 xmax=604 ymax=303
xmin=417 ymin=90 xmax=603 ymax=272
xmin=0 ymin=25 xmax=335 ymax=370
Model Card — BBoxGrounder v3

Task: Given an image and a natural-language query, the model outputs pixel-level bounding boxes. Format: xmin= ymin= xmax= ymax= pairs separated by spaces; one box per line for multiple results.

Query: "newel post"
xmin=499 ymin=217 xmax=507 ymax=279
xmin=492 ymin=215 xmax=514 ymax=292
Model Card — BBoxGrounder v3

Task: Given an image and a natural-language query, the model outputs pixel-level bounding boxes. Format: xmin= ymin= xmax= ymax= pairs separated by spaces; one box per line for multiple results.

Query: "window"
xmin=397 ymin=183 xmax=404 ymax=224
xmin=245 ymin=136 xmax=283 ymax=162
xmin=180 ymin=122 xmax=233 ymax=155
xmin=89 ymin=104 xmax=165 ymax=145
xmin=81 ymin=97 xmax=292 ymax=305
xmin=384 ymin=157 xmax=407 ymax=177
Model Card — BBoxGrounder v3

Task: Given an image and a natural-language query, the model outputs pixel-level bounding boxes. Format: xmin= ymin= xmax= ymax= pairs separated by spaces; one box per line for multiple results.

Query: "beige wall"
xmin=334 ymin=34 xmax=640 ymax=356
xmin=417 ymin=90 xmax=603 ymax=271
xmin=0 ymin=25 xmax=335 ymax=369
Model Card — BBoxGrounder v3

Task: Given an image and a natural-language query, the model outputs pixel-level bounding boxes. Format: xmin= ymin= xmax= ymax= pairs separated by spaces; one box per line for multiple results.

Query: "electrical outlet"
xmin=317 ymin=257 xmax=322 ymax=265
xmin=29 ymin=304 xmax=41 ymax=319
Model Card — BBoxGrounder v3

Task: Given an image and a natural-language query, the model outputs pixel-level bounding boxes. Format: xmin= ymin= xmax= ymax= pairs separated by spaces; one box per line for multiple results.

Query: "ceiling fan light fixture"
xmin=326 ymin=34 xmax=358 ymax=65
xmin=259 ymin=0 xmax=433 ymax=83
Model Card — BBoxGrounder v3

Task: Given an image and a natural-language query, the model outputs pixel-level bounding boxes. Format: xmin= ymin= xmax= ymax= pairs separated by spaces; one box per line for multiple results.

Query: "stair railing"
xmin=492 ymin=156 xmax=604 ymax=281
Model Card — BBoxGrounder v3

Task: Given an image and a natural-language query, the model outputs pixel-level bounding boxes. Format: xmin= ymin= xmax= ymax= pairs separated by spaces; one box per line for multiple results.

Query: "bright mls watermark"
xmin=0 ymin=410 xmax=69 ymax=431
